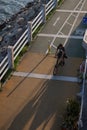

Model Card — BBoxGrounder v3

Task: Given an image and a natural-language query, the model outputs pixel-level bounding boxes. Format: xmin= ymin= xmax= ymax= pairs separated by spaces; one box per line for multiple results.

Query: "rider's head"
xmin=58 ymin=44 xmax=63 ymax=49
xmin=59 ymin=43 xmax=62 ymax=46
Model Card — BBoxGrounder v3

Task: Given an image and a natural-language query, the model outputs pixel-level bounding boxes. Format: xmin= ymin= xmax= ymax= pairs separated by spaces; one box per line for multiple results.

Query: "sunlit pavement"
xmin=0 ymin=0 xmax=87 ymax=129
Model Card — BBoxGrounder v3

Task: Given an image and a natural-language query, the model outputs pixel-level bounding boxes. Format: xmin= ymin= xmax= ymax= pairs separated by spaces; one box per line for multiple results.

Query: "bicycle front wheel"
xmin=53 ymin=65 xmax=58 ymax=75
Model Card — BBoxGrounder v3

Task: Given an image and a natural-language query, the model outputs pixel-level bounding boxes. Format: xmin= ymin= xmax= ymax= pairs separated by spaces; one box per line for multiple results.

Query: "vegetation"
xmin=61 ymin=98 xmax=80 ymax=130
xmin=0 ymin=0 xmax=65 ymax=88
xmin=14 ymin=44 xmax=29 ymax=70
xmin=33 ymin=0 xmax=64 ymax=38
xmin=0 ymin=44 xmax=29 ymax=88
xmin=32 ymin=23 xmax=44 ymax=39
xmin=46 ymin=8 xmax=56 ymax=20
xmin=1 ymin=69 xmax=12 ymax=85
xmin=58 ymin=0 xmax=64 ymax=5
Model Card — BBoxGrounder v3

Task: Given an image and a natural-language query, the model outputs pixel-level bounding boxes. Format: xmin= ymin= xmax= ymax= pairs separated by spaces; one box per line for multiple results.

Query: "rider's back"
xmin=57 ymin=48 xmax=64 ymax=59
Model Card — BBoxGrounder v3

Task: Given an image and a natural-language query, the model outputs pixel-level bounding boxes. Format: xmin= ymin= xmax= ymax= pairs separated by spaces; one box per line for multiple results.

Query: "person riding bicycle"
xmin=55 ymin=44 xmax=67 ymax=66
xmin=53 ymin=44 xmax=67 ymax=75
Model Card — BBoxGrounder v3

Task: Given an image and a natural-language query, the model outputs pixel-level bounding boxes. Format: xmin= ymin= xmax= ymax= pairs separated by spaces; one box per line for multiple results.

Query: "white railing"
xmin=32 ymin=10 xmax=43 ymax=34
xmin=46 ymin=0 xmax=56 ymax=16
xmin=13 ymin=28 xmax=29 ymax=60
xmin=0 ymin=55 xmax=9 ymax=80
xmin=78 ymin=57 xmax=87 ymax=129
xmin=0 ymin=0 xmax=58 ymax=81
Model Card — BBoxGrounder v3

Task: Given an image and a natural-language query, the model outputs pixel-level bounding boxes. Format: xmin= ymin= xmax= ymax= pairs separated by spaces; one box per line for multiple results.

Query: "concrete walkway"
xmin=0 ymin=0 xmax=87 ymax=130
xmin=0 ymin=53 xmax=82 ymax=130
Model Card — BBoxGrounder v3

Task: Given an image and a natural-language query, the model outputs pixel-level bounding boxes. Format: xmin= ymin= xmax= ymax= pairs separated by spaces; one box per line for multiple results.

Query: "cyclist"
xmin=55 ymin=44 xmax=67 ymax=66
xmin=53 ymin=44 xmax=67 ymax=75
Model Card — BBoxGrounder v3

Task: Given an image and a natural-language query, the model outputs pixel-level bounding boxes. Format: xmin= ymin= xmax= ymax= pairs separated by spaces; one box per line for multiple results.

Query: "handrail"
xmin=0 ymin=0 xmax=58 ymax=81
xmin=78 ymin=57 xmax=87 ymax=129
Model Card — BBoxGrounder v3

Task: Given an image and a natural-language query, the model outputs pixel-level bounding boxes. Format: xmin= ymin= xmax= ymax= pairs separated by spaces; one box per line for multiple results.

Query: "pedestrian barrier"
xmin=78 ymin=29 xmax=87 ymax=129
xmin=78 ymin=58 xmax=87 ymax=129
xmin=45 ymin=0 xmax=56 ymax=16
xmin=0 ymin=55 xmax=9 ymax=81
xmin=13 ymin=29 xmax=29 ymax=60
xmin=0 ymin=0 xmax=59 ymax=81
xmin=32 ymin=10 xmax=43 ymax=34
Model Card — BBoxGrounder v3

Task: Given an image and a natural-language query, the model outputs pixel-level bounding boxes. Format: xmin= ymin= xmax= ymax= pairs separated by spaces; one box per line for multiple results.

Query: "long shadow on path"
xmin=8 ymin=78 xmax=80 ymax=130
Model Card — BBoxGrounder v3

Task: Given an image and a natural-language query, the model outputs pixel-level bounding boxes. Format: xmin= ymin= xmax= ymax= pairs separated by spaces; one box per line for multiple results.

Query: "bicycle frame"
xmin=53 ymin=57 xmax=64 ymax=75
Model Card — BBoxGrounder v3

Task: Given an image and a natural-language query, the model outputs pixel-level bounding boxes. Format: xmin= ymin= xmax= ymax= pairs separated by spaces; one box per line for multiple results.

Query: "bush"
xmin=58 ymin=0 xmax=64 ymax=5
xmin=61 ymin=99 xmax=80 ymax=130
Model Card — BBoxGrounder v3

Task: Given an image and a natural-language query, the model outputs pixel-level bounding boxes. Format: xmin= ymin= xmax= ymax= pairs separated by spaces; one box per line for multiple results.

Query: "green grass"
xmin=32 ymin=23 xmax=44 ymax=39
xmin=58 ymin=0 xmax=64 ymax=5
xmin=1 ymin=44 xmax=29 ymax=86
xmin=1 ymin=69 xmax=12 ymax=84
xmin=14 ymin=44 xmax=29 ymax=70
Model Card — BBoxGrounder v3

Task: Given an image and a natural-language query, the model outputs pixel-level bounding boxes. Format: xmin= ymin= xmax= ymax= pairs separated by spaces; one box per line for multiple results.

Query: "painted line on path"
xmin=56 ymin=9 xmax=87 ymax=14
xmin=45 ymin=0 xmax=85 ymax=54
xmin=63 ymin=0 xmax=86 ymax=46
xmin=38 ymin=33 xmax=83 ymax=39
xmin=53 ymin=17 xmax=60 ymax=26
xmin=13 ymin=72 xmax=78 ymax=82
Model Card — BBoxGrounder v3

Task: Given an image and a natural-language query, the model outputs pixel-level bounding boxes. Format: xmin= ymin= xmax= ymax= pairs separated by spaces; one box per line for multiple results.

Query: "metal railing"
xmin=0 ymin=0 xmax=58 ymax=81
xmin=0 ymin=55 xmax=9 ymax=81
xmin=13 ymin=28 xmax=29 ymax=60
xmin=32 ymin=10 xmax=43 ymax=34
xmin=78 ymin=57 xmax=87 ymax=129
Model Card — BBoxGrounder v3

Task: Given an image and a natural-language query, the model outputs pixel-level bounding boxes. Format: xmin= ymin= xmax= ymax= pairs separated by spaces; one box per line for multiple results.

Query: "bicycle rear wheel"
xmin=53 ymin=65 xmax=58 ymax=75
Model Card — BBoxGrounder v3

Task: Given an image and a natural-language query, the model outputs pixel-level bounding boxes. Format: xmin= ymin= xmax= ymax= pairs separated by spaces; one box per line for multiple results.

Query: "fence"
xmin=13 ymin=28 xmax=29 ymax=60
xmin=0 ymin=55 xmax=9 ymax=81
xmin=78 ymin=30 xmax=87 ymax=129
xmin=0 ymin=0 xmax=59 ymax=81
xmin=78 ymin=58 xmax=87 ymax=129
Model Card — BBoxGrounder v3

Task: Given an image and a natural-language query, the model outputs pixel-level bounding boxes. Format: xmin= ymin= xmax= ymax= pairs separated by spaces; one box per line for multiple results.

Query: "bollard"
xmin=48 ymin=45 xmax=51 ymax=54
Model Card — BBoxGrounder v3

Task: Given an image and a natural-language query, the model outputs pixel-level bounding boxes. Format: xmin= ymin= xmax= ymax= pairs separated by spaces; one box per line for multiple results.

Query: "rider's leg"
xmin=56 ymin=58 xmax=59 ymax=66
xmin=62 ymin=58 xmax=65 ymax=65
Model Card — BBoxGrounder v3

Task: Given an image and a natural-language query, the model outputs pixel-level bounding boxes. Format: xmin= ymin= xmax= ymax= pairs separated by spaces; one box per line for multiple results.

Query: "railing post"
xmin=27 ymin=24 xmax=30 ymax=44
xmin=7 ymin=46 xmax=14 ymax=69
xmin=54 ymin=0 xmax=58 ymax=7
xmin=28 ymin=21 xmax=32 ymax=42
xmin=42 ymin=4 xmax=46 ymax=23
xmin=0 ymin=81 xmax=2 ymax=91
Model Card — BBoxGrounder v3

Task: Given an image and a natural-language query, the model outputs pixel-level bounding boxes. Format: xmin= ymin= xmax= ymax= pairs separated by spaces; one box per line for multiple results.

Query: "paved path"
xmin=0 ymin=0 xmax=87 ymax=130
xmin=13 ymin=71 xmax=78 ymax=82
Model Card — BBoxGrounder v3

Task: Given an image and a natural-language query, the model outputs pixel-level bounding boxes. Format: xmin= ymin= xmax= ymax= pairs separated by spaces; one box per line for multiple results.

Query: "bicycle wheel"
xmin=53 ymin=65 xmax=58 ymax=75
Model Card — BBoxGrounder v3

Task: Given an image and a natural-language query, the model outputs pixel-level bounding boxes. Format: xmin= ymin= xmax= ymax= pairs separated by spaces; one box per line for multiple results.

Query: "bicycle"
xmin=53 ymin=44 xmax=67 ymax=75
xmin=53 ymin=57 xmax=65 ymax=75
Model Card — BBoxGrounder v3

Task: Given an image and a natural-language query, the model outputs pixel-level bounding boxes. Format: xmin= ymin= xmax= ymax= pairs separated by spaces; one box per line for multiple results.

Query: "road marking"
xmin=72 ymin=14 xmax=77 ymax=17
xmin=56 ymin=9 xmax=87 ymax=14
xmin=13 ymin=72 xmax=78 ymax=82
xmin=66 ymin=22 xmax=72 ymax=26
xmin=38 ymin=33 xmax=83 ymax=39
xmin=53 ymin=17 xmax=60 ymax=26
xmin=52 ymin=44 xmax=57 ymax=49
xmin=59 ymin=32 xmax=64 ymax=35
xmin=63 ymin=0 xmax=86 ymax=46
xmin=45 ymin=0 xmax=84 ymax=54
